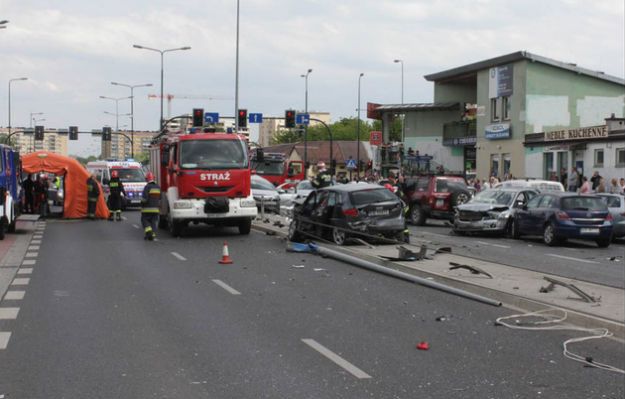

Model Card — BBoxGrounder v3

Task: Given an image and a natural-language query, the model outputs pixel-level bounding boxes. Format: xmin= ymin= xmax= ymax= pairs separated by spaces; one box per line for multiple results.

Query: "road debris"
xmin=416 ymin=342 xmax=430 ymax=350
xmin=539 ymin=276 xmax=599 ymax=303
xmin=291 ymin=265 xmax=305 ymax=269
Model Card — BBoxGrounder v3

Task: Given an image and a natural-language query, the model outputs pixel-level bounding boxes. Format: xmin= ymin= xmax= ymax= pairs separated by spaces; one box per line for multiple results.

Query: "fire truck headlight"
xmin=241 ymin=198 xmax=257 ymax=207
xmin=173 ymin=200 xmax=193 ymax=209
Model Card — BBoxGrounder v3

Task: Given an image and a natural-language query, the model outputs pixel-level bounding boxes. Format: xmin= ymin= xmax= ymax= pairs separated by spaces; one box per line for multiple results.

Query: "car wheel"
xmin=410 ymin=204 xmax=426 ymax=226
xmin=511 ymin=219 xmax=521 ymax=239
xmin=287 ymin=219 xmax=302 ymax=242
xmin=332 ymin=227 xmax=347 ymax=246
xmin=168 ymin=216 xmax=183 ymax=237
xmin=596 ymin=238 xmax=610 ymax=248
xmin=451 ymin=191 xmax=470 ymax=207
xmin=543 ymin=223 xmax=559 ymax=246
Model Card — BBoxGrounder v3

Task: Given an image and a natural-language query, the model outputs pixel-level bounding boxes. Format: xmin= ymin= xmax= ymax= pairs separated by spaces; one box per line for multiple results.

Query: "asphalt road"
xmin=0 ymin=213 xmax=623 ymax=398
xmin=407 ymin=220 xmax=625 ymax=288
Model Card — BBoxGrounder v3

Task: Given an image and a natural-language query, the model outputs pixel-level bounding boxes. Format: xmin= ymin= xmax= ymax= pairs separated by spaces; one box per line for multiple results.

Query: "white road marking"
xmin=25 ymin=252 xmax=38 ymax=258
xmin=132 ymin=224 xmax=140 ymax=229
xmin=0 ymin=332 xmax=11 ymax=349
xmin=302 ymin=339 xmax=372 ymax=379
xmin=22 ymin=259 xmax=36 ymax=266
xmin=11 ymin=278 xmax=30 ymax=286
xmin=28 ymin=245 xmax=40 ymax=251
xmin=0 ymin=308 xmax=19 ymax=320
xmin=33 ymin=235 xmax=43 ymax=239
xmin=547 ymin=254 xmax=599 ymax=264
xmin=476 ymin=241 xmax=511 ymax=249
xmin=171 ymin=252 xmax=187 ymax=261
xmin=3 ymin=291 xmax=25 ymax=300
xmin=17 ymin=268 xmax=33 ymax=275
xmin=31 ymin=240 xmax=42 ymax=244
xmin=211 ymin=279 xmax=241 ymax=295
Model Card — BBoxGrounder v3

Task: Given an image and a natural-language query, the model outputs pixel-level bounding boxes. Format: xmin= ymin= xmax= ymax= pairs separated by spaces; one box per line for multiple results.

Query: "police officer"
xmin=86 ymin=173 xmax=100 ymax=220
xmin=141 ymin=172 xmax=161 ymax=240
xmin=311 ymin=161 xmax=332 ymax=189
xmin=108 ymin=170 xmax=126 ymax=221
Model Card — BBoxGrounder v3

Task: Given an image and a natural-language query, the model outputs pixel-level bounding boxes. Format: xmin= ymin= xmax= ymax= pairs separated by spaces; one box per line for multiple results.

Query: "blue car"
xmin=511 ymin=192 xmax=613 ymax=247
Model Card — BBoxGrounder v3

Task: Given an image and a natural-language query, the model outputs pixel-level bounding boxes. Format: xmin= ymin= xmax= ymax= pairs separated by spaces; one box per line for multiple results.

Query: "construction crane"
xmin=147 ymin=94 xmax=233 ymax=119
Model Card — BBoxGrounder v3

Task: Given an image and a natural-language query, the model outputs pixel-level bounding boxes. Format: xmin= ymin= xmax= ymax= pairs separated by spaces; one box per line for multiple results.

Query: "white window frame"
xmin=594 ymin=149 xmax=604 ymax=168
xmin=616 ymin=147 xmax=625 ymax=168
xmin=490 ymin=98 xmax=501 ymax=122
xmin=502 ymin=96 xmax=511 ymax=121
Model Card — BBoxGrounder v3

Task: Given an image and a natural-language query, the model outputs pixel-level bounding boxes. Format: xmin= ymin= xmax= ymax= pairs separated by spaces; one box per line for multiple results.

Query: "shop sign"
xmin=544 ymin=125 xmax=607 ymax=141
xmin=489 ymin=64 xmax=514 ymax=98
xmin=443 ymin=136 xmax=477 ymax=146
xmin=369 ymin=131 xmax=383 ymax=146
xmin=485 ymin=123 xmax=511 ymax=140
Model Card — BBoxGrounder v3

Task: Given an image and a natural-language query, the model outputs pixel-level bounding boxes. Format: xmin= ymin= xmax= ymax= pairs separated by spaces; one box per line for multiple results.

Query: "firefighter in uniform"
xmin=86 ymin=173 xmax=100 ymax=220
xmin=311 ymin=161 xmax=332 ymax=189
xmin=141 ymin=172 xmax=161 ymax=240
xmin=108 ymin=170 xmax=126 ymax=221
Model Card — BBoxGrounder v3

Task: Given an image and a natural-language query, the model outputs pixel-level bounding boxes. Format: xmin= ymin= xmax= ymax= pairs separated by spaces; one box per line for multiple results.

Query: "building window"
xmin=502 ymin=96 xmax=511 ymax=120
xmin=594 ymin=149 xmax=604 ymax=167
xmin=616 ymin=148 xmax=625 ymax=167
xmin=490 ymin=154 xmax=500 ymax=177
xmin=491 ymin=98 xmax=500 ymax=122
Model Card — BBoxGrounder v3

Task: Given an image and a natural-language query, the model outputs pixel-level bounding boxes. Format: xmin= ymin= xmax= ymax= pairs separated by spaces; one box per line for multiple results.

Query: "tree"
xmin=372 ymin=116 xmax=402 ymax=142
xmin=270 ymin=128 xmax=303 ymax=144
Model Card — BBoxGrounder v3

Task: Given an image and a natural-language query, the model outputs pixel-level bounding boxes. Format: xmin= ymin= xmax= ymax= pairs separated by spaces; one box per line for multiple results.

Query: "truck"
xmin=149 ymin=125 xmax=258 ymax=237
xmin=86 ymin=160 xmax=146 ymax=208
xmin=0 ymin=144 xmax=21 ymax=239
xmin=250 ymin=150 xmax=305 ymax=188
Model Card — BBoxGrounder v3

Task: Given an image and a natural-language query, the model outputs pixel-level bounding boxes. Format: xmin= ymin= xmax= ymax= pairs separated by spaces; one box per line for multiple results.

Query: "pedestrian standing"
xmin=619 ymin=177 xmax=625 ymax=194
xmin=579 ymin=176 xmax=591 ymax=194
xmin=608 ymin=178 xmax=620 ymax=194
xmin=86 ymin=173 xmax=100 ymax=220
xmin=590 ymin=171 xmax=602 ymax=191
xmin=559 ymin=167 xmax=567 ymax=187
xmin=567 ymin=167 xmax=579 ymax=192
xmin=23 ymin=174 xmax=34 ymax=213
xmin=107 ymin=170 xmax=126 ymax=221
xmin=141 ymin=172 xmax=161 ymax=241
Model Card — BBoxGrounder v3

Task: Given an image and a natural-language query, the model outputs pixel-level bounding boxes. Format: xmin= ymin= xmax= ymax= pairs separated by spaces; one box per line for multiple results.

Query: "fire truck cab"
xmin=149 ymin=127 xmax=257 ymax=237
xmin=250 ymin=150 xmax=305 ymax=188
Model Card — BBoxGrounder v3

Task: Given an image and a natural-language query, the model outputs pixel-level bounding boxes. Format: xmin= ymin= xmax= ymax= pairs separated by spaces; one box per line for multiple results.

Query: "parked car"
xmin=277 ymin=180 xmax=314 ymax=207
xmin=402 ymin=174 xmax=472 ymax=225
xmin=512 ymin=192 xmax=613 ymax=247
xmin=453 ymin=188 xmax=538 ymax=235
xmin=288 ymin=183 xmax=407 ymax=245
xmin=251 ymin=175 xmax=280 ymax=213
xmin=493 ymin=179 xmax=565 ymax=192
xmin=596 ymin=193 xmax=625 ymax=240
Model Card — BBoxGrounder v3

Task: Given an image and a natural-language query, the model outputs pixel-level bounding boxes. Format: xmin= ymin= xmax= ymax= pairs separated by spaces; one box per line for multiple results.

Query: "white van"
xmin=493 ymin=179 xmax=565 ymax=192
xmin=86 ymin=160 xmax=146 ymax=208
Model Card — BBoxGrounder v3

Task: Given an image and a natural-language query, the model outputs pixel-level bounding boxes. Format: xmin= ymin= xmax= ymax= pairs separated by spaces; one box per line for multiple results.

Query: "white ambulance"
xmin=86 ymin=160 xmax=147 ymax=208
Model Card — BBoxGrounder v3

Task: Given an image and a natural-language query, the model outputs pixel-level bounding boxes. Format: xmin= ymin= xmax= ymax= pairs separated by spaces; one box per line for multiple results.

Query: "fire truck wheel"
xmin=158 ymin=215 xmax=168 ymax=229
xmin=238 ymin=218 xmax=252 ymax=235
xmin=168 ymin=217 xmax=183 ymax=237
xmin=0 ymin=219 xmax=5 ymax=240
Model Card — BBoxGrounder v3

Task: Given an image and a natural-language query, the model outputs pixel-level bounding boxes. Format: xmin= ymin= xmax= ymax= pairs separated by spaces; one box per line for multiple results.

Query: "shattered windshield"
xmin=472 ymin=190 xmax=514 ymax=205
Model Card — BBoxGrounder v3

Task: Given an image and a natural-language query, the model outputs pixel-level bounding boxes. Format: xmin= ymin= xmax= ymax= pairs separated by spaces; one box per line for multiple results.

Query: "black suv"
xmin=402 ymin=175 xmax=471 ymax=225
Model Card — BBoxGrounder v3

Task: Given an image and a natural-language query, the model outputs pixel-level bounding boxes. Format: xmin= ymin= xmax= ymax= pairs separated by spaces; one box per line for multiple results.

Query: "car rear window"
xmin=435 ymin=178 xmax=467 ymax=193
xmin=350 ymin=188 xmax=398 ymax=206
xmin=561 ymin=196 xmax=607 ymax=211
xmin=599 ymin=196 xmax=622 ymax=208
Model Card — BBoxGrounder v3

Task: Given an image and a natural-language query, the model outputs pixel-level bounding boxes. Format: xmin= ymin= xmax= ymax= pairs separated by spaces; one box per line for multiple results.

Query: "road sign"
xmin=346 ymin=158 xmax=357 ymax=170
xmin=296 ymin=113 xmax=310 ymax=125
xmin=369 ymin=131 xmax=383 ymax=146
xmin=204 ymin=112 xmax=219 ymax=123
xmin=248 ymin=113 xmax=263 ymax=123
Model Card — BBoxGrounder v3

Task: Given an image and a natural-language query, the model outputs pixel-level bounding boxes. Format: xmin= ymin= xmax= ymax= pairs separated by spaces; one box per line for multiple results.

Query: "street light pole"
xmin=234 ymin=0 xmax=240 ymax=132
xmin=111 ymin=82 xmax=152 ymax=158
xmin=357 ymin=72 xmax=364 ymax=180
xmin=301 ymin=68 xmax=312 ymax=171
xmin=8 ymin=77 xmax=28 ymax=137
xmin=29 ymin=112 xmax=43 ymax=128
xmin=133 ymin=44 xmax=191 ymax=131
xmin=394 ymin=59 xmax=405 ymax=142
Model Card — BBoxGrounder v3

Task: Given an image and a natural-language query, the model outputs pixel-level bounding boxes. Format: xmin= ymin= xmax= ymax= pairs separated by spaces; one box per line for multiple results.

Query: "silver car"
xmin=453 ymin=188 xmax=537 ymax=235
xmin=596 ymin=194 xmax=625 ymax=239
xmin=251 ymin=175 xmax=280 ymax=213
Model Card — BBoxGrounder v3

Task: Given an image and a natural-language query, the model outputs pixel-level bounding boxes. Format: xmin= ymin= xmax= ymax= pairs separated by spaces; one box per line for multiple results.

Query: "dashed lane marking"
xmin=17 ymin=268 xmax=33 ymax=275
xmin=132 ymin=224 xmax=140 ymax=229
xmin=25 ymin=252 xmax=38 ymax=258
xmin=302 ymin=339 xmax=372 ymax=379
xmin=0 ymin=308 xmax=19 ymax=320
xmin=0 ymin=332 xmax=11 ymax=349
xmin=11 ymin=278 xmax=30 ymax=286
xmin=31 ymin=240 xmax=42 ymax=244
xmin=476 ymin=241 xmax=511 ymax=249
xmin=28 ymin=245 xmax=40 ymax=251
xmin=21 ymin=260 xmax=36 ymax=266
xmin=33 ymin=235 xmax=43 ymax=240
xmin=211 ymin=280 xmax=241 ymax=295
xmin=171 ymin=252 xmax=187 ymax=261
xmin=3 ymin=291 xmax=25 ymax=300
xmin=547 ymin=254 xmax=599 ymax=264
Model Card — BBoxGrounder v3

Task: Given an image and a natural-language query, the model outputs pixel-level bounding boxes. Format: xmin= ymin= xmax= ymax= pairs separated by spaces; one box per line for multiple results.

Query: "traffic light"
xmin=238 ymin=109 xmax=247 ymax=128
xmin=285 ymin=110 xmax=295 ymax=128
xmin=102 ymin=126 xmax=112 ymax=141
xmin=69 ymin=126 xmax=78 ymax=140
xmin=34 ymin=125 xmax=45 ymax=141
xmin=192 ymin=108 xmax=204 ymax=127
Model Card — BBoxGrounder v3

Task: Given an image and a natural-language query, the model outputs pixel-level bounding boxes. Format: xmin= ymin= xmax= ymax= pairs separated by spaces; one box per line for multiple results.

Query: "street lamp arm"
xmin=163 ymin=46 xmax=191 ymax=53
xmin=133 ymin=44 xmax=161 ymax=53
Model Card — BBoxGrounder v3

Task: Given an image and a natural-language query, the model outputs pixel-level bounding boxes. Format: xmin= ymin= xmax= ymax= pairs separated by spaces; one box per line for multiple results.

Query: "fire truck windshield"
xmin=251 ymin=160 xmax=284 ymax=175
xmin=180 ymin=140 xmax=248 ymax=170
xmin=117 ymin=168 xmax=145 ymax=182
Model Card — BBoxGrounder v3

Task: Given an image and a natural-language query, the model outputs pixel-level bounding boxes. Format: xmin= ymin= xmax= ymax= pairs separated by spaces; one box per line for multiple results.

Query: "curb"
xmin=252 ymin=221 xmax=625 ymax=339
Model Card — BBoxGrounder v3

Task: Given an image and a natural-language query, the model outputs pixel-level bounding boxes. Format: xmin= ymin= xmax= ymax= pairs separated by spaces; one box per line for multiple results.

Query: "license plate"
xmin=580 ymin=228 xmax=599 ymax=234
xmin=369 ymin=209 xmax=389 ymax=216
xmin=436 ymin=199 xmax=444 ymax=207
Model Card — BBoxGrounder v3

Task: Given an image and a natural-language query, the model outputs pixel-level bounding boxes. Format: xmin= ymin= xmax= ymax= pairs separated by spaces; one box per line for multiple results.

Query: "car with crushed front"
xmin=453 ymin=188 xmax=538 ymax=236
xmin=287 ymin=183 xmax=407 ymax=245
xmin=511 ymin=192 xmax=613 ymax=247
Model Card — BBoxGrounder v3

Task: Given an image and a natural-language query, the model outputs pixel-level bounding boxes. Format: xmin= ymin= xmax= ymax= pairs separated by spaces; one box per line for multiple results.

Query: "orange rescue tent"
xmin=22 ymin=152 xmax=110 ymax=219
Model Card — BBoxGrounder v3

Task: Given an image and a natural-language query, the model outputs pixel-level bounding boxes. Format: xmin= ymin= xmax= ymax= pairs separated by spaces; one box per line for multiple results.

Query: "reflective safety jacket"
xmin=86 ymin=177 xmax=100 ymax=201
xmin=141 ymin=181 xmax=161 ymax=213
xmin=312 ymin=170 xmax=332 ymax=189
xmin=108 ymin=177 xmax=126 ymax=197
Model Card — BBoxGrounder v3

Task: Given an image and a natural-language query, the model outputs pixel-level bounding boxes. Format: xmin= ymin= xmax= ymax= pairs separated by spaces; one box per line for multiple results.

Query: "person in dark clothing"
xmin=23 ymin=174 xmax=34 ymax=213
xmin=108 ymin=170 xmax=126 ymax=221
xmin=35 ymin=175 xmax=49 ymax=219
xmin=590 ymin=171 xmax=602 ymax=191
xmin=141 ymin=172 xmax=161 ymax=240
xmin=311 ymin=161 xmax=332 ymax=189
xmin=86 ymin=174 xmax=100 ymax=220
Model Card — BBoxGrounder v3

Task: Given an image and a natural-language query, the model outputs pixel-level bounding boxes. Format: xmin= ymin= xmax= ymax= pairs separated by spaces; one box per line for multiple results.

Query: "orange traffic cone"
xmin=218 ymin=241 xmax=233 ymax=264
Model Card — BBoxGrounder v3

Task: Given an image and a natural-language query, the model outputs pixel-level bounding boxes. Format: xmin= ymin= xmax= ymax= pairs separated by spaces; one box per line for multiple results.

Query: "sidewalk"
xmin=253 ymin=214 xmax=625 ymax=337
xmin=0 ymin=218 xmax=38 ymax=300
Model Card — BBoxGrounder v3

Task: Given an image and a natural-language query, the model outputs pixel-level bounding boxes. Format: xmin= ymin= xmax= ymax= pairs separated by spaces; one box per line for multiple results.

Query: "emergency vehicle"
xmin=148 ymin=121 xmax=257 ymax=237
xmin=86 ymin=160 xmax=146 ymax=208
xmin=0 ymin=144 xmax=21 ymax=239
xmin=250 ymin=150 xmax=305 ymax=187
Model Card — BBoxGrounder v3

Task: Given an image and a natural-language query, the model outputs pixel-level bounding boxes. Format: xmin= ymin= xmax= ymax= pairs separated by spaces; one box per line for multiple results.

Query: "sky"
xmin=1 ymin=0 xmax=624 ymax=156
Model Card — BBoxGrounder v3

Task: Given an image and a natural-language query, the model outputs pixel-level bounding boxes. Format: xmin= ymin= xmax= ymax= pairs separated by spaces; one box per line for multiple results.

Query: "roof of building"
xmin=424 ymin=51 xmax=625 ymax=86
xmin=373 ymin=102 xmax=461 ymax=112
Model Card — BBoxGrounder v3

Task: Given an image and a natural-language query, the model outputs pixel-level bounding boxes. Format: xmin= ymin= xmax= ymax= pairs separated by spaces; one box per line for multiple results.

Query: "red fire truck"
xmin=149 ymin=126 xmax=258 ymax=237
xmin=250 ymin=150 xmax=305 ymax=187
